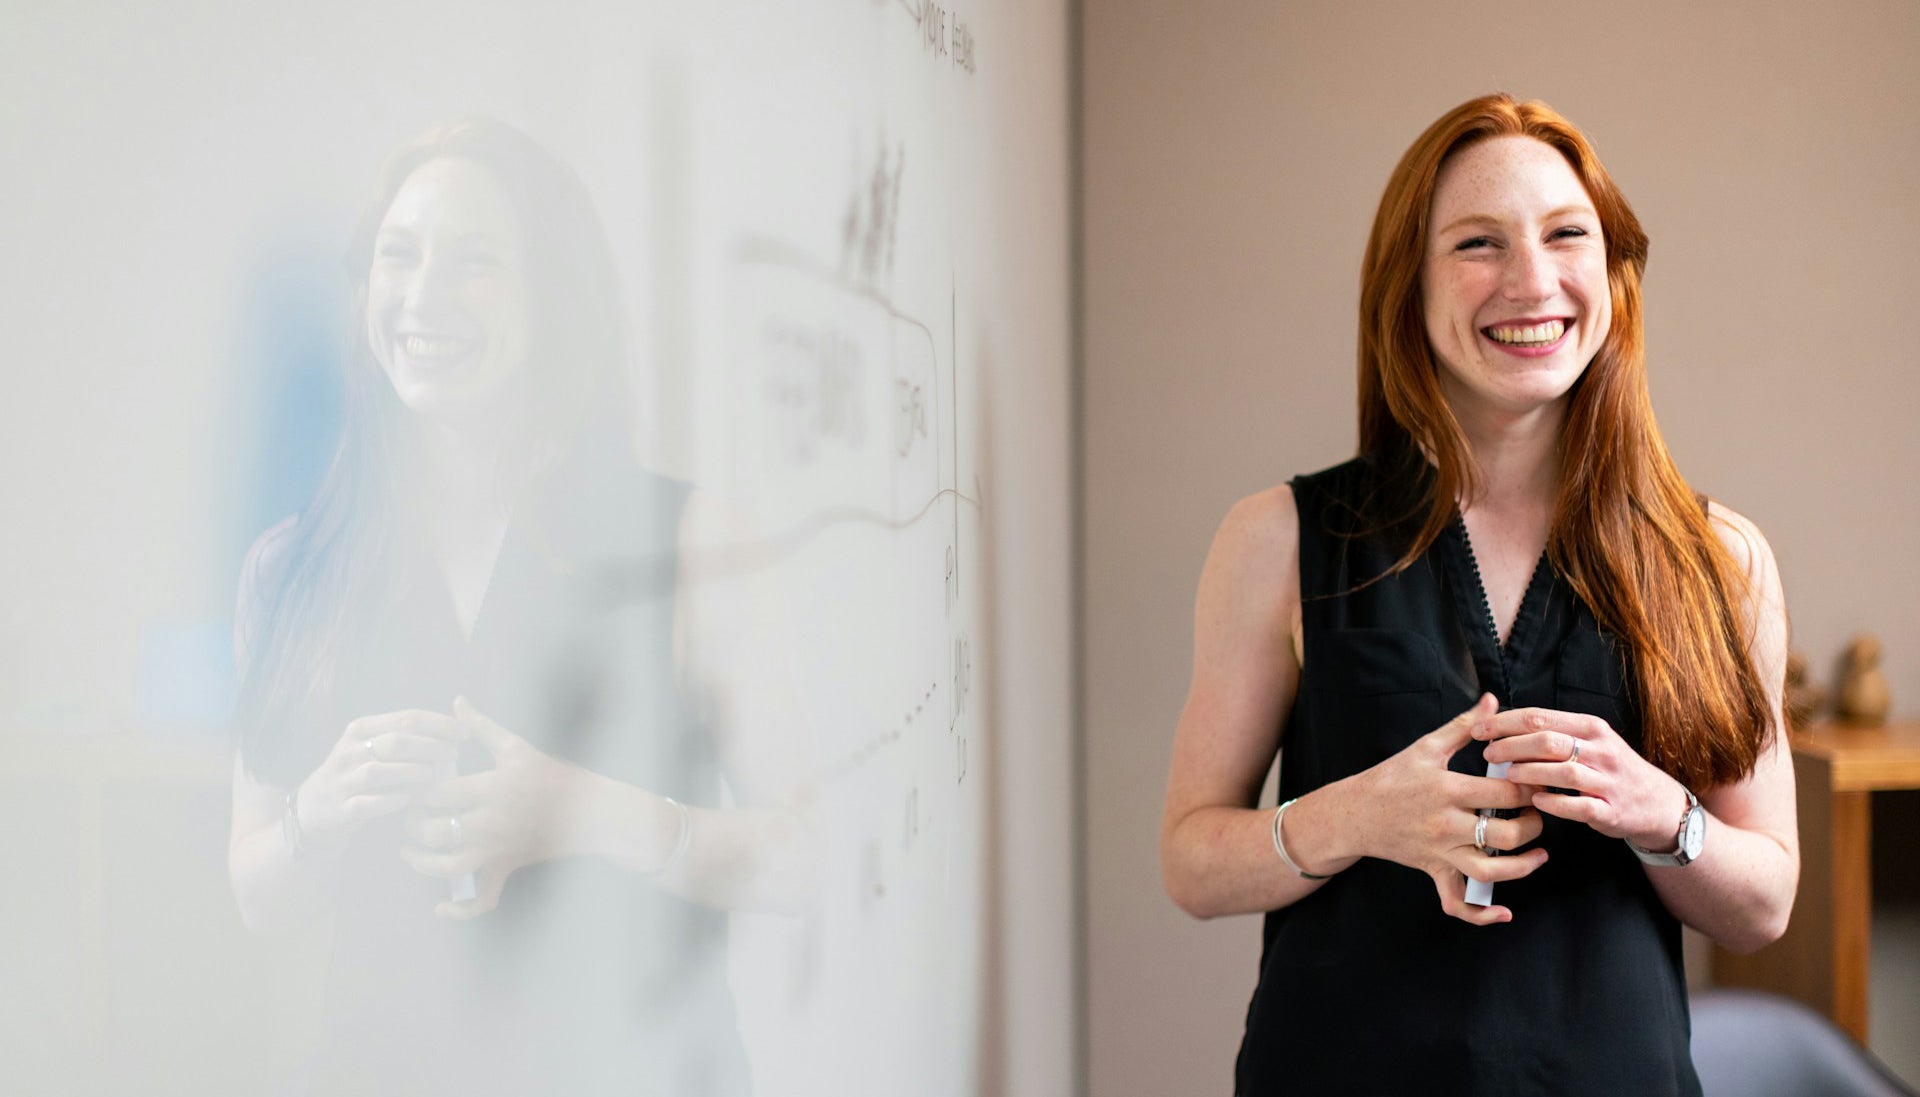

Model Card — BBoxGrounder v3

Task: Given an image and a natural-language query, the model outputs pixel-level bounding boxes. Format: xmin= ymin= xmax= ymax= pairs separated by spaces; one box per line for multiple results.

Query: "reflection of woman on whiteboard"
xmin=226 ymin=120 xmax=800 ymax=1096
xmin=1160 ymin=95 xmax=1795 ymax=1095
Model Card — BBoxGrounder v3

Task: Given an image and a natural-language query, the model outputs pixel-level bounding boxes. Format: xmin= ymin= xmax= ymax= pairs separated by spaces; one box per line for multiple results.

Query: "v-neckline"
xmin=432 ymin=513 xmax=514 ymax=646
xmin=1443 ymin=514 xmax=1553 ymax=699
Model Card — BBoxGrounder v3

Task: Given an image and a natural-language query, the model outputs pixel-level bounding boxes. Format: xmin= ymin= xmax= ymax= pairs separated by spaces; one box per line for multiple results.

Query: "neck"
xmin=408 ymin=409 xmax=515 ymax=521
xmin=1452 ymin=396 xmax=1564 ymax=516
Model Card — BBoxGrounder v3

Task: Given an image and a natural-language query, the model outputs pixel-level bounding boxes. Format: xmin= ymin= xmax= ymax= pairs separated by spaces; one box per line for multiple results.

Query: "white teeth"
xmin=1488 ymin=319 xmax=1566 ymax=346
xmin=403 ymin=335 xmax=473 ymax=359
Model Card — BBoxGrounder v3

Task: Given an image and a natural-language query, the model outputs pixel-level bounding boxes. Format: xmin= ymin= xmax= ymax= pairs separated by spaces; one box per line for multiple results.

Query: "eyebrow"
xmin=373 ymin=225 xmax=511 ymax=249
xmin=1434 ymin=205 xmax=1597 ymax=237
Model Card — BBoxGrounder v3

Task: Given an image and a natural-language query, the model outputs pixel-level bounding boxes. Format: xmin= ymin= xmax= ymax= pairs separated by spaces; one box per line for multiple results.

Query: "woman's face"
xmin=1420 ymin=136 xmax=1610 ymax=423
xmin=365 ymin=156 xmax=531 ymax=421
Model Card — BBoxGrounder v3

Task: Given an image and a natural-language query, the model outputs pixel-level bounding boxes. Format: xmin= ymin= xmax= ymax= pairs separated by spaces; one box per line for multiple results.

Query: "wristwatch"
xmin=1629 ymin=786 xmax=1705 ymax=867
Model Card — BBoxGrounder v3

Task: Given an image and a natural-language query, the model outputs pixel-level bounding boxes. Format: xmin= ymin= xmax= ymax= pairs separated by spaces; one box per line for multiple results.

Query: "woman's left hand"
xmin=1473 ymin=707 xmax=1691 ymax=853
xmin=401 ymin=695 xmax=590 ymax=918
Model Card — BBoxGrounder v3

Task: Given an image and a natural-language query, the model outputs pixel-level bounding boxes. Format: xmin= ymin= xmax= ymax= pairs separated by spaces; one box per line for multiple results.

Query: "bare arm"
xmin=229 ymin=759 xmax=335 ymax=933
xmin=1477 ymin=503 xmax=1797 ymax=953
xmin=394 ymin=489 xmax=818 ymax=919
xmin=1159 ymin=487 xmax=1312 ymax=918
xmin=1646 ymin=504 xmax=1796 ymax=951
xmin=1160 ymin=487 xmax=1543 ymax=922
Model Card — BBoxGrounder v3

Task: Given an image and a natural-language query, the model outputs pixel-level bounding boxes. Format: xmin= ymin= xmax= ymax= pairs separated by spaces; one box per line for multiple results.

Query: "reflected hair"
xmin=1356 ymin=93 xmax=1771 ymax=790
xmin=236 ymin=119 xmax=629 ymax=777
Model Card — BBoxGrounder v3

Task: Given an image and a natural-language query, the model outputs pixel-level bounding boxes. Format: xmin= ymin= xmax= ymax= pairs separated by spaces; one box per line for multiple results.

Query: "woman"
xmin=227 ymin=120 xmax=791 ymax=1096
xmin=1160 ymin=94 xmax=1796 ymax=1096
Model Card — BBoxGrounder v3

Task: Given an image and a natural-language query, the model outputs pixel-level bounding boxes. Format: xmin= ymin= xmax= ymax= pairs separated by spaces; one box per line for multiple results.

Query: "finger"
xmin=1427 ymin=693 xmax=1500 ymax=758
xmin=1482 ymin=729 xmax=1582 ymax=766
xmin=436 ymin=867 xmax=506 ymax=919
xmin=1430 ymin=868 xmax=1511 ymax=925
xmin=453 ymin=695 xmax=518 ymax=755
xmin=1450 ymin=774 xmax=1534 ymax=812
xmin=1532 ymin=790 xmax=1615 ymax=832
xmin=342 ymin=792 xmax=411 ymax=821
xmin=1505 ymin=761 xmax=1587 ymax=790
xmin=1475 ymin=707 xmax=1607 ymax=743
xmin=373 ymin=732 xmax=461 ymax=766
xmin=409 ymin=772 xmax=496 ymax=812
xmin=404 ymin=812 xmax=468 ymax=849
xmin=400 ymin=843 xmax=488 ymax=879
xmin=1471 ymin=811 xmax=1545 ymax=853
xmin=356 ymin=760 xmax=453 ymax=793
xmin=1451 ymin=844 xmax=1549 ymax=883
xmin=349 ymin=710 xmax=463 ymax=742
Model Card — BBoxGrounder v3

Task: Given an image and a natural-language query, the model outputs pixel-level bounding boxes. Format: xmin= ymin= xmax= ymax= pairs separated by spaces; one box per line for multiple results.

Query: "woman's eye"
xmin=1549 ymin=226 xmax=1589 ymax=241
xmin=375 ymin=242 xmax=418 ymax=262
xmin=1454 ymin=236 xmax=1494 ymax=251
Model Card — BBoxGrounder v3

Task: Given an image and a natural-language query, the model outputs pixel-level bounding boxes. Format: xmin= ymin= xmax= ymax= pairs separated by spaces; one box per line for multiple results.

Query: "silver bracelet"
xmin=643 ymin=796 xmax=693 ymax=876
xmin=1271 ymin=798 xmax=1335 ymax=881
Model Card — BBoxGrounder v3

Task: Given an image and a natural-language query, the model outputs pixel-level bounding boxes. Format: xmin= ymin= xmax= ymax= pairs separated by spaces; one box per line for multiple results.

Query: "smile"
xmin=400 ymin=334 xmax=482 ymax=361
xmin=1483 ymin=319 xmax=1567 ymax=347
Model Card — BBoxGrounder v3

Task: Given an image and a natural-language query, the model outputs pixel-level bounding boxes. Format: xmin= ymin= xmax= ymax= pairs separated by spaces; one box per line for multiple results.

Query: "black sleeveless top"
xmin=1234 ymin=457 xmax=1700 ymax=1097
xmin=236 ymin=464 xmax=748 ymax=1097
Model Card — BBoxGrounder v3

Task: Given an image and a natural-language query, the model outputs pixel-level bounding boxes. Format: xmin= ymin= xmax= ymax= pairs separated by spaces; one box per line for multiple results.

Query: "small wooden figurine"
xmin=1784 ymin=650 xmax=1828 ymax=732
xmin=1835 ymin=632 xmax=1892 ymax=727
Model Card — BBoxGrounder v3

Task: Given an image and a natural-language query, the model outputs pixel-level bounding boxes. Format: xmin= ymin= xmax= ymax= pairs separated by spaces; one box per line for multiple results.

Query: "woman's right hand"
xmin=292 ymin=709 xmax=467 ymax=852
xmin=1347 ymin=693 xmax=1549 ymax=924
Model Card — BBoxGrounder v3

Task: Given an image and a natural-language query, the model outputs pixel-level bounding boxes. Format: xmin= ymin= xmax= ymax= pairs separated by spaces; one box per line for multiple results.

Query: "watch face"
xmin=1681 ymin=807 xmax=1706 ymax=858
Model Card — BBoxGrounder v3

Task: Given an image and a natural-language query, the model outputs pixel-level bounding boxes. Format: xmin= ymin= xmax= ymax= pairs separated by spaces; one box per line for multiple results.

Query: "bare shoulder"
xmin=1208 ymin=483 xmax=1299 ymax=588
xmin=1194 ymin=484 xmax=1301 ymax=660
xmin=1706 ymin=498 xmax=1782 ymax=608
xmin=1712 ymin=503 xmax=1766 ymax=580
xmin=1705 ymin=500 xmax=1787 ymax=668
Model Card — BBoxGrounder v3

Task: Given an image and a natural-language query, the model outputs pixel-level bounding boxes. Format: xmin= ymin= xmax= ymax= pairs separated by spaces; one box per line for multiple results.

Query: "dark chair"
xmin=1691 ymin=988 xmax=1919 ymax=1097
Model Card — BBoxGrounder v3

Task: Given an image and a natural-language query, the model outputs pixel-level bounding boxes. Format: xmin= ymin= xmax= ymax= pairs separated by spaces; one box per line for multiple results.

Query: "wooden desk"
xmin=1713 ymin=720 xmax=1920 ymax=1043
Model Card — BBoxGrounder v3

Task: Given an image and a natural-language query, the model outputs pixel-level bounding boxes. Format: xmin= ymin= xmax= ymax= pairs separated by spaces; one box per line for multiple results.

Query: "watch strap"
xmin=1628 ymin=786 xmax=1701 ymax=867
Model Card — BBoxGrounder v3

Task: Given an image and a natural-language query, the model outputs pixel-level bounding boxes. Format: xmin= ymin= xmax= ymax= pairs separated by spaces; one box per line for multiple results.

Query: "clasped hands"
xmin=1347 ymin=692 xmax=1691 ymax=925
xmin=295 ymin=696 xmax=593 ymax=919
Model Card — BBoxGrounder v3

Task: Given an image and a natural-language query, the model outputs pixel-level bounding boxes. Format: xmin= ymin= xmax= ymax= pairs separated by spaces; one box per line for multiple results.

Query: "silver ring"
xmin=1568 ymin=740 xmax=1581 ymax=765
xmin=448 ymin=815 xmax=463 ymax=841
xmin=364 ymin=738 xmax=377 ymax=763
xmin=1474 ymin=813 xmax=1490 ymax=854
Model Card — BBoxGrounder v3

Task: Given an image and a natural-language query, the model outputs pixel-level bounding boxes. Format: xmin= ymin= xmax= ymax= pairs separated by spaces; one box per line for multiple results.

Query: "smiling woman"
xmin=1420 ymin=137 xmax=1611 ymax=423
xmin=1160 ymin=94 xmax=1797 ymax=1097
xmin=365 ymin=156 xmax=533 ymax=418
xmin=224 ymin=120 xmax=791 ymax=1097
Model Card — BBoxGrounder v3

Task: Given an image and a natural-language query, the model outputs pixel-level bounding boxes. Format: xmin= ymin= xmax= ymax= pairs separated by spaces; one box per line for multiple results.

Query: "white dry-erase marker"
xmin=435 ymin=758 xmax=478 ymax=905
xmin=1464 ymin=760 xmax=1512 ymax=907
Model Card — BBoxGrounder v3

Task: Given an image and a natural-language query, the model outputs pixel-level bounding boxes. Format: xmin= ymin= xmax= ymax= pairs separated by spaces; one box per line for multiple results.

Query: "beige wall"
xmin=1082 ymin=2 xmax=1920 ymax=1094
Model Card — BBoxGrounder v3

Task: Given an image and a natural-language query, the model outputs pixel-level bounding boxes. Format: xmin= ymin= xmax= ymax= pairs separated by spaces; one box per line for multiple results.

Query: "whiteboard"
xmin=0 ymin=2 xmax=1074 ymax=1094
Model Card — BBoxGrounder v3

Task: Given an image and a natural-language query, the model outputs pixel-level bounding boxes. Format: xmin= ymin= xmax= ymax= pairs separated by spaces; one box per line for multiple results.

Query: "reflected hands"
xmin=1473 ymin=707 xmax=1690 ymax=852
xmin=295 ymin=709 xmax=466 ymax=851
xmin=402 ymin=695 xmax=589 ymax=919
xmin=1351 ymin=693 xmax=1548 ymax=925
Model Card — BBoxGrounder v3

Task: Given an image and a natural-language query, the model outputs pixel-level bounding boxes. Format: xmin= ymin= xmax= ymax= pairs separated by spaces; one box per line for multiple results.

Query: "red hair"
xmin=1357 ymin=93 xmax=1771 ymax=789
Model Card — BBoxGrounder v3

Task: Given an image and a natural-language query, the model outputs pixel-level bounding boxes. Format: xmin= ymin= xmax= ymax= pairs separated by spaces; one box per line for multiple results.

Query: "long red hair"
xmin=1358 ymin=93 xmax=1771 ymax=789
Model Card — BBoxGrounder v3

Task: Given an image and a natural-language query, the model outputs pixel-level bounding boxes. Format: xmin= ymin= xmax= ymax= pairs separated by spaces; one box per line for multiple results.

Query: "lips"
xmin=1483 ymin=319 xmax=1568 ymax=347
xmin=398 ymin=333 xmax=483 ymax=363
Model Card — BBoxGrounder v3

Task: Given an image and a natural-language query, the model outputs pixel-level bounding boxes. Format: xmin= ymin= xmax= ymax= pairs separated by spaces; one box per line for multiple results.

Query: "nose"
xmin=400 ymin=251 xmax=459 ymax=315
xmin=1502 ymin=240 xmax=1557 ymax=303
